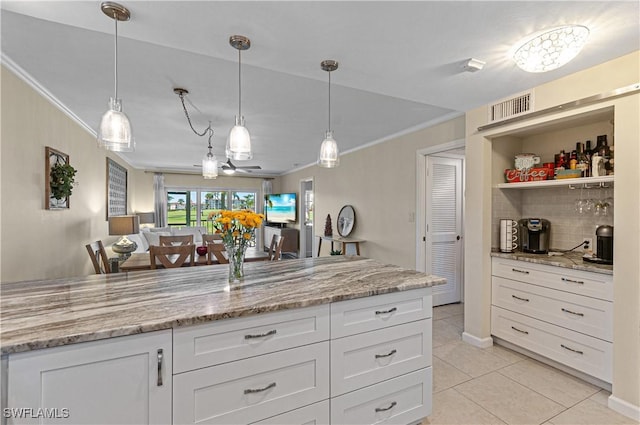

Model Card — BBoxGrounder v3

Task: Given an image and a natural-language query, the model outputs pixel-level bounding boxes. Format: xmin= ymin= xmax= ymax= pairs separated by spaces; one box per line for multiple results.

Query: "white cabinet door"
xmin=7 ymin=330 xmax=172 ymax=425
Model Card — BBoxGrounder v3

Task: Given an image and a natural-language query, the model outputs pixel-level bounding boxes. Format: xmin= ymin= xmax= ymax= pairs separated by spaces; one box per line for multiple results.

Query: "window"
xmin=165 ymin=188 xmax=259 ymax=233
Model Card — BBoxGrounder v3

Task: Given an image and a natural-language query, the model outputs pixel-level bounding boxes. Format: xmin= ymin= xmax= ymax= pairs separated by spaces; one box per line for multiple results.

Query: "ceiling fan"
xmin=220 ymin=158 xmax=262 ymax=174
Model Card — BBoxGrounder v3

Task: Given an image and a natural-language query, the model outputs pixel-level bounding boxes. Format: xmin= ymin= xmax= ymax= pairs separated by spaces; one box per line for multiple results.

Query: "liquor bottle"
xmin=584 ymin=140 xmax=592 ymax=175
xmin=596 ymin=135 xmax=611 ymax=169
xmin=608 ymin=144 xmax=614 ymax=175
xmin=576 ymin=142 xmax=589 ymax=177
xmin=569 ymin=150 xmax=577 ymax=170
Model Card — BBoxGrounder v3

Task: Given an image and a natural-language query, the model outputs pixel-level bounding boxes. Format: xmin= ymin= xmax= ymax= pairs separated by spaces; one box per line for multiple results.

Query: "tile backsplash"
xmin=492 ymin=185 xmax=613 ymax=251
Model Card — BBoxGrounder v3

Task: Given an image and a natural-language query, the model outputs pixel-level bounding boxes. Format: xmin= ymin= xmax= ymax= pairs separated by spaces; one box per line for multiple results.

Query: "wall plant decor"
xmin=106 ymin=158 xmax=127 ymax=219
xmin=45 ymin=146 xmax=76 ymax=210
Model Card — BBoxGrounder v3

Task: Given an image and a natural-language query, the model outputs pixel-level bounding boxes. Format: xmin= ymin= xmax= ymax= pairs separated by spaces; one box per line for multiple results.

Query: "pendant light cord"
xmin=113 ymin=17 xmax=119 ymax=99
xmin=238 ymin=48 xmax=242 ymax=117
xmin=328 ymin=70 xmax=332 ymax=132
xmin=178 ymin=92 xmax=212 ymax=138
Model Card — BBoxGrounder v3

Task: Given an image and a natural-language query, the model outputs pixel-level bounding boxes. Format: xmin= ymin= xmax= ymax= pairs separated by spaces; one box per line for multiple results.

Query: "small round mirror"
xmin=337 ymin=205 xmax=356 ymax=237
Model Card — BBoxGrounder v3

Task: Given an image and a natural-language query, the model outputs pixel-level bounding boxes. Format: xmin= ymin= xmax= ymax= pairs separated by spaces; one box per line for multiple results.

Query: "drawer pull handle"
xmin=244 ymin=382 xmax=276 ymax=394
xmin=375 ymin=401 xmax=397 ymax=412
xmin=561 ymin=308 xmax=584 ymax=317
xmin=561 ymin=344 xmax=584 ymax=355
xmin=512 ymin=268 xmax=530 ymax=274
xmin=375 ymin=349 xmax=397 ymax=359
xmin=511 ymin=295 xmax=530 ymax=302
xmin=375 ymin=307 xmax=397 ymax=315
xmin=561 ymin=277 xmax=585 ymax=285
xmin=157 ymin=349 xmax=163 ymax=387
xmin=245 ymin=329 xmax=277 ymax=339
xmin=511 ymin=326 xmax=529 ymax=335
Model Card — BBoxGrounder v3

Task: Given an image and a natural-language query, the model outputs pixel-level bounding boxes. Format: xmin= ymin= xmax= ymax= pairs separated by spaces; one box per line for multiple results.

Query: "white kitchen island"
xmin=1 ymin=256 xmax=445 ymax=425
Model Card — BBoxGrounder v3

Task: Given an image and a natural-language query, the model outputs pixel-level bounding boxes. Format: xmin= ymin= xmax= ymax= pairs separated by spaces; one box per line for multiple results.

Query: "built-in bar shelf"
xmin=495 ymin=175 xmax=614 ymax=190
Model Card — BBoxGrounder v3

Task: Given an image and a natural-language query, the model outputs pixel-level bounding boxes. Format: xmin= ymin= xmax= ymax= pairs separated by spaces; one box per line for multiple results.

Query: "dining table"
xmin=119 ymin=246 xmax=269 ymax=272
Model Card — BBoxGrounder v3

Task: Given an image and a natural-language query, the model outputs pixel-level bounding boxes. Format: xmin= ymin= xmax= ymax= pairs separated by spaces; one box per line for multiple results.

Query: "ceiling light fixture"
xmin=512 ymin=25 xmax=589 ymax=73
xmin=97 ymin=2 xmax=134 ymax=152
xmin=318 ymin=59 xmax=339 ymax=168
xmin=227 ymin=35 xmax=252 ymax=161
xmin=174 ymin=88 xmax=218 ymax=179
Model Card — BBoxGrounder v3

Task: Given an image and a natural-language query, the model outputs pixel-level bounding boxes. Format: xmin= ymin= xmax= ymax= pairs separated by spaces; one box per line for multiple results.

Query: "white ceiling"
xmin=2 ymin=1 xmax=638 ymax=176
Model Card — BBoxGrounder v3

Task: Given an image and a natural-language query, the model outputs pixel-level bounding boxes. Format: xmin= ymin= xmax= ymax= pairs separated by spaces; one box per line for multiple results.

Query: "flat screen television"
xmin=265 ymin=193 xmax=297 ymax=224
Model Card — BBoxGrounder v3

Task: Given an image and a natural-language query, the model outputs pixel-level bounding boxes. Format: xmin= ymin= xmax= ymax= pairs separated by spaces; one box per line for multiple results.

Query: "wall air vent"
xmin=488 ymin=90 xmax=534 ymax=123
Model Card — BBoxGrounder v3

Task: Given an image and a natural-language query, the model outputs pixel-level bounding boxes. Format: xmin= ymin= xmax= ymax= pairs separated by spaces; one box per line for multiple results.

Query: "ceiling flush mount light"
xmin=318 ymin=59 xmax=340 ymax=168
xmin=227 ymin=35 xmax=252 ymax=161
xmin=513 ymin=25 xmax=590 ymax=73
xmin=174 ymin=88 xmax=218 ymax=179
xmin=97 ymin=2 xmax=134 ymax=152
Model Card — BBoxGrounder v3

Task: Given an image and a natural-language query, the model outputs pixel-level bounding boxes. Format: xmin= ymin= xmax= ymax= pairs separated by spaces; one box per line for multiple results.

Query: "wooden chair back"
xmin=268 ymin=235 xmax=285 ymax=261
xmin=159 ymin=235 xmax=193 ymax=246
xmin=202 ymin=234 xmax=222 ymax=244
xmin=85 ymin=240 xmax=111 ymax=274
xmin=206 ymin=242 xmax=229 ymax=265
xmin=149 ymin=244 xmax=195 ymax=269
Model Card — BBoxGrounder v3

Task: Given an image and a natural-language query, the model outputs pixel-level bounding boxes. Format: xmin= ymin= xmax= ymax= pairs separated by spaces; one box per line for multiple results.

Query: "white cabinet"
xmin=7 ymin=330 xmax=172 ymax=425
xmin=491 ymin=257 xmax=613 ymax=383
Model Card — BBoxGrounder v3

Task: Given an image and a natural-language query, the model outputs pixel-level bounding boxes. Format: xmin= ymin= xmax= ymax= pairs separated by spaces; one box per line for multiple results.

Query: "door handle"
xmin=157 ymin=349 xmax=163 ymax=387
xmin=456 ymin=235 xmax=461 ymax=240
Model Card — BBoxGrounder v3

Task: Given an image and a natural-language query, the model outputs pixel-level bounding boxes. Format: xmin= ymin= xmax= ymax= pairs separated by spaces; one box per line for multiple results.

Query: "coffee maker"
xmin=584 ymin=225 xmax=613 ymax=265
xmin=518 ymin=218 xmax=551 ymax=254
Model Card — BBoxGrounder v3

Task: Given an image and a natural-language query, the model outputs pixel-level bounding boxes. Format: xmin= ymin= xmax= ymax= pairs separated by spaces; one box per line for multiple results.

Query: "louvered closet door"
xmin=426 ymin=156 xmax=463 ymax=306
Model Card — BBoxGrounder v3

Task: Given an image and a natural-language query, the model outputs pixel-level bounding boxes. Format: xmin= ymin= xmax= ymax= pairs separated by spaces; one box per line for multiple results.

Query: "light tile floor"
xmin=423 ymin=303 xmax=637 ymax=425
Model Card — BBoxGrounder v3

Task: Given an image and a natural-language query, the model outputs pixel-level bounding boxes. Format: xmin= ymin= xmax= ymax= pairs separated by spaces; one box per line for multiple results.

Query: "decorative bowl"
xmin=196 ymin=246 xmax=208 ymax=256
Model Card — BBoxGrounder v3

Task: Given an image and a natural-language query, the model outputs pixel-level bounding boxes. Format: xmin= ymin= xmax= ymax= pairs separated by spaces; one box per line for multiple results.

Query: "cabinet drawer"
xmin=492 ymin=258 xmax=612 ymax=301
xmin=491 ymin=306 xmax=612 ymax=383
xmin=330 ymin=368 xmax=432 ymax=425
xmin=331 ymin=319 xmax=431 ymax=396
xmin=331 ymin=289 xmax=431 ymax=339
xmin=173 ymin=342 xmax=329 ymax=424
xmin=492 ymin=277 xmax=612 ymax=341
xmin=174 ymin=304 xmax=329 ymax=373
xmin=250 ymin=400 xmax=329 ymax=425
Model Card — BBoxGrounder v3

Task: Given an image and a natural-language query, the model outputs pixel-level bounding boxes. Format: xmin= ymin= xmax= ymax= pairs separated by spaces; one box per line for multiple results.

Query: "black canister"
xmin=596 ymin=225 xmax=614 ymax=264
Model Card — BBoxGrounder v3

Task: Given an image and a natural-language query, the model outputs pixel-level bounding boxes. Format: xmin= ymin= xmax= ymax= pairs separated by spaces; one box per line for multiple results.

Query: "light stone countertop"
xmin=0 ymin=256 xmax=446 ymax=355
xmin=491 ymin=250 xmax=613 ymax=275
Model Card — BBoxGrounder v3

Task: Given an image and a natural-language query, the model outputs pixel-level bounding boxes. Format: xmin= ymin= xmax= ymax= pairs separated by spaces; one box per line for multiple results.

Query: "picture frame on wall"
xmin=106 ymin=158 xmax=127 ymax=219
xmin=45 ymin=146 xmax=72 ymax=210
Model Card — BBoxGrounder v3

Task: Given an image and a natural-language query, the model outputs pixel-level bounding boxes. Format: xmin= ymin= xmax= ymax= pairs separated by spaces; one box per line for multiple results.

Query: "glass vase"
xmin=225 ymin=242 xmax=247 ymax=286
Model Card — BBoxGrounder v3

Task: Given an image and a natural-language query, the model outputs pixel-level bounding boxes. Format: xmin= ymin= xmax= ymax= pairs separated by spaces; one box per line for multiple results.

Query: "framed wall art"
xmin=106 ymin=158 xmax=127 ymax=219
xmin=45 ymin=146 xmax=76 ymax=210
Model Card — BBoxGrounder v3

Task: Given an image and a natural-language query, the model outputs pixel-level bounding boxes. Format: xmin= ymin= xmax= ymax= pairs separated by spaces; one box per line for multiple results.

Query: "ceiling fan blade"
xmin=236 ymin=165 xmax=262 ymax=170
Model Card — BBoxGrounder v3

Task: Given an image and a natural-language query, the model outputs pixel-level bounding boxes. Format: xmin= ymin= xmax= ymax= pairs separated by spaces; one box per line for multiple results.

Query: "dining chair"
xmin=85 ymin=240 xmax=111 ymax=274
xmin=202 ymin=234 xmax=222 ymax=244
xmin=149 ymin=244 xmax=195 ymax=269
xmin=159 ymin=234 xmax=193 ymax=246
xmin=206 ymin=242 xmax=229 ymax=265
xmin=267 ymin=235 xmax=285 ymax=261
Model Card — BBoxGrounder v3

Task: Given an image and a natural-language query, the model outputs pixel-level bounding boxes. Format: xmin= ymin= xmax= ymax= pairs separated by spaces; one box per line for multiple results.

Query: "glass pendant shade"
xmin=97 ymin=97 xmax=134 ymax=152
xmin=202 ymin=153 xmax=218 ymax=179
xmin=226 ymin=115 xmax=252 ymax=160
xmin=318 ymin=130 xmax=340 ymax=168
xmin=513 ymin=25 xmax=589 ymax=73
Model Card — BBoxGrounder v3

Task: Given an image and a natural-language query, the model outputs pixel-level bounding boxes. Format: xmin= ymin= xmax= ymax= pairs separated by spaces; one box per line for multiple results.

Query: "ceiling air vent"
xmin=488 ymin=90 xmax=534 ymax=123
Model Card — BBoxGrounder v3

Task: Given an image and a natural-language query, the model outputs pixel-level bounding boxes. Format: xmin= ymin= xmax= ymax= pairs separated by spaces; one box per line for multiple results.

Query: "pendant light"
xmin=174 ymin=88 xmax=218 ymax=179
xmin=97 ymin=2 xmax=134 ymax=152
xmin=318 ymin=60 xmax=339 ymax=168
xmin=227 ymin=35 xmax=252 ymax=160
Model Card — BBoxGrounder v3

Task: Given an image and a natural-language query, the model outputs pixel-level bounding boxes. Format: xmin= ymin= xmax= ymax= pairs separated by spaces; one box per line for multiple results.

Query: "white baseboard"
xmin=462 ymin=332 xmax=493 ymax=348
xmin=608 ymin=395 xmax=640 ymax=422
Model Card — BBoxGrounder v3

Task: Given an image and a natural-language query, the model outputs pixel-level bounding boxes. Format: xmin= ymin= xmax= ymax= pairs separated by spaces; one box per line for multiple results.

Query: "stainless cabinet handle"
xmin=561 ymin=344 xmax=584 ymax=355
xmin=561 ymin=308 xmax=584 ymax=317
xmin=157 ymin=349 xmax=163 ymax=387
xmin=244 ymin=382 xmax=276 ymax=395
xmin=511 ymin=295 xmax=530 ymax=302
xmin=245 ymin=329 xmax=277 ymax=339
xmin=375 ymin=349 xmax=397 ymax=359
xmin=511 ymin=326 xmax=529 ymax=335
xmin=512 ymin=268 xmax=530 ymax=274
xmin=561 ymin=277 xmax=584 ymax=284
xmin=375 ymin=401 xmax=397 ymax=412
xmin=375 ymin=307 xmax=397 ymax=315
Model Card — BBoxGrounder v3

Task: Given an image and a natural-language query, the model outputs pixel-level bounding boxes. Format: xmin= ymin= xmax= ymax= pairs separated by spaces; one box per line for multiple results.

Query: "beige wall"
xmin=465 ymin=51 xmax=640 ymax=412
xmin=277 ymin=116 xmax=465 ymax=269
